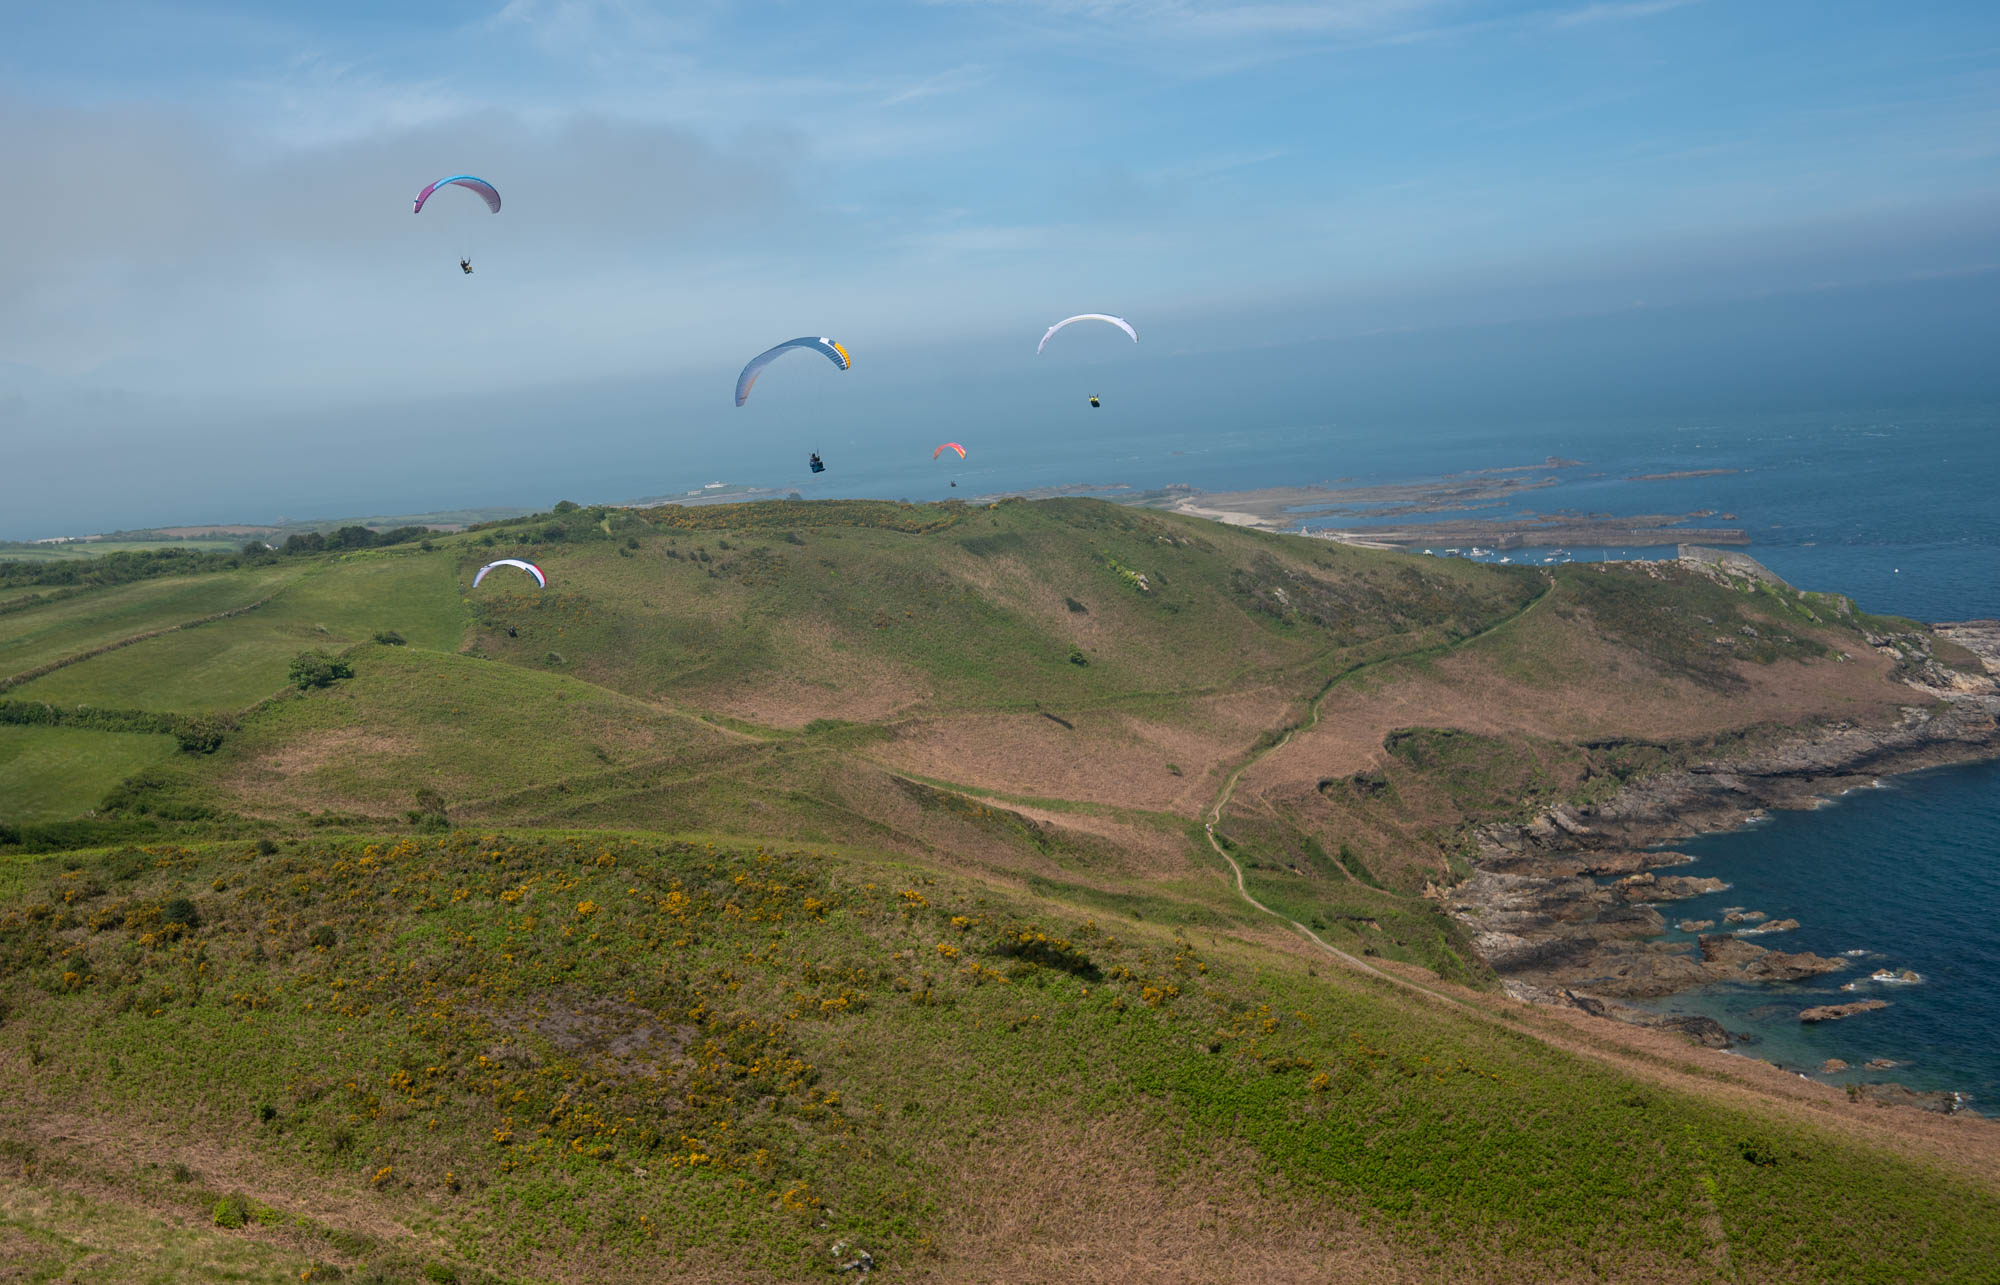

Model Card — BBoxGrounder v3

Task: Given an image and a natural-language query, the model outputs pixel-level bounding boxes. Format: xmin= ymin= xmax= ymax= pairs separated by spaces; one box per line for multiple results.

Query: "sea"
xmin=755 ymin=399 xmax=2000 ymax=1110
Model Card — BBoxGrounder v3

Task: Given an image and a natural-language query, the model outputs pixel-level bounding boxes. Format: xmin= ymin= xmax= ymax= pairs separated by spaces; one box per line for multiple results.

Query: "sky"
xmin=3 ymin=0 xmax=1998 ymax=536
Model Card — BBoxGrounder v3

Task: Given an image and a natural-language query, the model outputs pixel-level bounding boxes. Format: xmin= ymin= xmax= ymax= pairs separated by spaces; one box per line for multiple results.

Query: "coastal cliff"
xmin=1452 ymin=617 xmax=2000 ymax=1020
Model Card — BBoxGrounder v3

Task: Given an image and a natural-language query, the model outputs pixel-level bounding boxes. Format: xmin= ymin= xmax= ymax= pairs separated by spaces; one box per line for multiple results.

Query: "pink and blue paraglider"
xmin=413 ymin=176 xmax=502 ymax=215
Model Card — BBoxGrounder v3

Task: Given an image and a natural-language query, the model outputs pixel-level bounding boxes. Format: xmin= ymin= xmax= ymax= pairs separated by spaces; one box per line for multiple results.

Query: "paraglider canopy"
xmin=1037 ymin=314 xmax=1137 ymax=354
xmin=414 ymin=176 xmax=502 ymax=215
xmin=933 ymin=442 xmax=966 ymax=460
xmin=472 ymin=559 xmax=546 ymax=589
xmin=735 ymin=338 xmax=851 ymax=406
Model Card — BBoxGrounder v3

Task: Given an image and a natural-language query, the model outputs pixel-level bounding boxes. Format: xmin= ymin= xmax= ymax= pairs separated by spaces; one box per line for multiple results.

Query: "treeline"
xmin=467 ymin=501 xmax=637 ymax=549
xmin=277 ymin=525 xmax=434 ymax=555
xmin=0 ymin=700 xmax=232 ymax=753
xmin=0 ymin=526 xmax=437 ymax=589
xmin=0 ymin=546 xmax=242 ymax=590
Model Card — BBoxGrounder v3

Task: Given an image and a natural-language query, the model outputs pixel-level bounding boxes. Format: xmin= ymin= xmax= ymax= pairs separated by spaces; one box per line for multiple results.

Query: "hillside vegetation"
xmin=2 ymin=497 xmax=1996 ymax=1282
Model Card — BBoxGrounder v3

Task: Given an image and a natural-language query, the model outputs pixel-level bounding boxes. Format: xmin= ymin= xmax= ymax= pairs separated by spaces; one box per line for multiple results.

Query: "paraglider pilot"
xmin=809 ymin=452 xmax=826 ymax=474
xmin=1089 ymin=395 xmax=1101 ymax=408
xmin=460 ymin=258 xmax=474 ymax=275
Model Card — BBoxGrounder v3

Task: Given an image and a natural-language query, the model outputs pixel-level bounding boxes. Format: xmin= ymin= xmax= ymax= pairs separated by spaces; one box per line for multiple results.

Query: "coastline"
xmin=1449 ymin=618 xmax=2000 ymax=1109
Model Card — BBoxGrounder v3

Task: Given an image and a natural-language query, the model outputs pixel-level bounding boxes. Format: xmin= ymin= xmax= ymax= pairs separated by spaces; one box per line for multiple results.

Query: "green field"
xmin=0 ymin=726 xmax=181 ymax=824
xmin=0 ymin=565 xmax=302 ymax=683
xmin=204 ymin=645 xmax=744 ymax=820
xmin=12 ymin=551 xmax=464 ymax=714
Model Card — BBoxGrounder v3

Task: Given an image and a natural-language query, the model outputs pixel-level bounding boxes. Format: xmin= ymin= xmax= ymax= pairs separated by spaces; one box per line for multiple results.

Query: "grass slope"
xmin=0 ymin=728 xmax=181 ymax=825
xmin=464 ymin=499 xmax=1537 ymax=724
xmin=14 ymin=551 xmax=464 ymax=715
xmin=0 ymin=565 xmax=302 ymax=683
xmin=1 ymin=833 xmax=1995 ymax=1283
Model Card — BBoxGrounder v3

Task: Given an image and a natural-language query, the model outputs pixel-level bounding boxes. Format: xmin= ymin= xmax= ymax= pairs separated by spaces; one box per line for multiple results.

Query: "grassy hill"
xmin=2 ymin=497 xmax=1997 ymax=1282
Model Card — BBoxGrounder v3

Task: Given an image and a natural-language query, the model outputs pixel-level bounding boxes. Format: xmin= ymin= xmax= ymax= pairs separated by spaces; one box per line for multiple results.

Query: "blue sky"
xmin=3 ymin=0 xmax=1998 ymax=534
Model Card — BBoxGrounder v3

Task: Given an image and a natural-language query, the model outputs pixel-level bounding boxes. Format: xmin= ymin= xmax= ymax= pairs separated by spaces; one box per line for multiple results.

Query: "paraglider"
xmin=1088 ymin=396 xmax=1101 ymax=408
xmin=1036 ymin=314 xmax=1137 ymax=354
xmin=413 ymin=176 xmax=502 ymax=215
xmin=472 ymin=559 xmax=546 ymax=590
xmin=734 ymin=338 xmax=851 ymax=407
xmin=412 ymin=178 xmax=500 ymax=273
xmin=809 ymin=453 xmax=826 ymax=474
xmin=933 ymin=442 xmax=966 ymax=460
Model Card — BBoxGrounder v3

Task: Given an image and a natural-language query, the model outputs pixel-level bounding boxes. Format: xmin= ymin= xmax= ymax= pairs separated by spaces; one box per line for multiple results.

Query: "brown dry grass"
xmin=914 ymin=1112 xmax=1433 ymax=1285
xmin=913 ymin=1108 xmax=1710 ymax=1285
xmin=1242 ymin=608 xmax=1908 ymax=799
xmin=875 ymin=687 xmax=1298 ymax=814
xmin=696 ymin=621 xmax=933 ymax=729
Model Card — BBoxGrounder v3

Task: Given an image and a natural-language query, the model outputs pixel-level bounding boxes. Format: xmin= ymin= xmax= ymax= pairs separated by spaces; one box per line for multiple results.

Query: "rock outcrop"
xmin=1617 ymin=873 xmax=1727 ymax=901
xmin=1800 ymin=1000 xmax=1890 ymax=1023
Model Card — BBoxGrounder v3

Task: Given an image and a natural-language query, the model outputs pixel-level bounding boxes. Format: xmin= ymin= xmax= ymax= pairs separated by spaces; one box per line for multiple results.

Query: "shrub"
xmin=552 ymin=500 xmax=580 ymax=514
xmin=308 ymin=926 xmax=338 ymax=950
xmin=162 ymin=897 xmax=200 ymax=930
xmin=995 ymin=928 xmax=1101 ymax=981
xmin=171 ymin=1162 xmax=192 ymax=1184
xmin=103 ymin=848 xmax=149 ymax=881
xmin=423 ymin=1265 xmax=459 ymax=1284
xmin=372 ymin=630 xmax=406 ymax=646
xmin=287 ymin=650 xmax=353 ymax=690
xmin=255 ymin=837 xmax=279 ymax=856
xmin=212 ymin=1193 xmax=250 ymax=1229
xmin=408 ymin=788 xmax=449 ymax=832
xmin=173 ymin=714 xmax=231 ymax=754
xmin=1068 ymin=646 xmax=1089 ymax=666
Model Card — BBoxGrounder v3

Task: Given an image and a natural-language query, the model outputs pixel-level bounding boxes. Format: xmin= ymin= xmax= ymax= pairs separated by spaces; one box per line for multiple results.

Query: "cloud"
xmin=1549 ymin=0 xmax=1701 ymax=29
xmin=0 ymin=100 xmax=812 ymax=385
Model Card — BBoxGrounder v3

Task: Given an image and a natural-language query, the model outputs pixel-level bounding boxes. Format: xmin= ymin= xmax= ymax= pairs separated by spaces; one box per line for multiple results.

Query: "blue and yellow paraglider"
xmin=734 ymin=337 xmax=851 ymax=407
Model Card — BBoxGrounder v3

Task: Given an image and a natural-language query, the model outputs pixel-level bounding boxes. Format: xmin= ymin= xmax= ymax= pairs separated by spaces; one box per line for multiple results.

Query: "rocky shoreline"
xmin=1450 ymin=618 xmax=2000 ymax=1109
